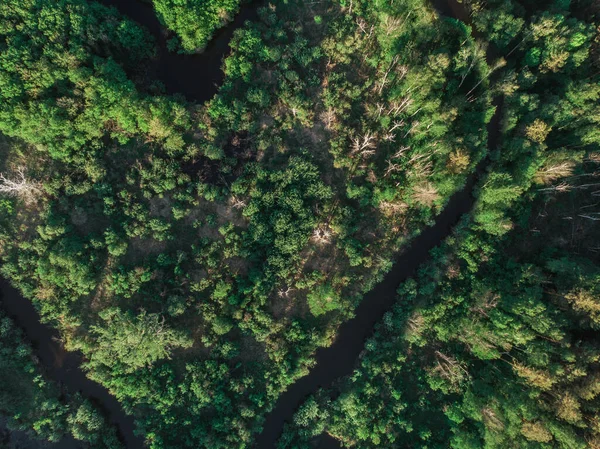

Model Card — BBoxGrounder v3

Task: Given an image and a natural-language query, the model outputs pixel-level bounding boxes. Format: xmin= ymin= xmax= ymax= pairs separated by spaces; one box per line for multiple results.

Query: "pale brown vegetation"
xmin=412 ymin=183 xmax=440 ymax=206
xmin=521 ymin=421 xmax=553 ymax=443
xmin=534 ymin=161 xmax=576 ymax=184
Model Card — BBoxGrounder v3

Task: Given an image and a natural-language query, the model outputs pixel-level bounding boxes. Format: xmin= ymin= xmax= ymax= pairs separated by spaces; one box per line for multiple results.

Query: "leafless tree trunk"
xmin=351 ymin=133 xmax=377 ymax=158
xmin=378 ymin=55 xmax=400 ymax=94
xmin=0 ymin=167 xmax=40 ymax=202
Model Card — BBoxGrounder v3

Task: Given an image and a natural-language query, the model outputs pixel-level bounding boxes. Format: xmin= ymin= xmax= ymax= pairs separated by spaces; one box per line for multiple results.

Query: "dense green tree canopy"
xmin=279 ymin=0 xmax=600 ymax=448
xmin=0 ymin=0 xmax=598 ymax=448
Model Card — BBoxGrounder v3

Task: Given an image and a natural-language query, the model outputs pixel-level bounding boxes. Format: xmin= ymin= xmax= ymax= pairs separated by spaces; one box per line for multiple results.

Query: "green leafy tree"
xmin=89 ymin=308 xmax=192 ymax=373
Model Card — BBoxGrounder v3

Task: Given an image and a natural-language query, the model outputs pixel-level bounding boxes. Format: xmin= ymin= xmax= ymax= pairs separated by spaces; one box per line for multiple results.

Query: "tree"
xmin=307 ymin=284 xmax=342 ymax=317
xmin=0 ymin=167 xmax=40 ymax=202
xmin=90 ymin=308 xmax=192 ymax=373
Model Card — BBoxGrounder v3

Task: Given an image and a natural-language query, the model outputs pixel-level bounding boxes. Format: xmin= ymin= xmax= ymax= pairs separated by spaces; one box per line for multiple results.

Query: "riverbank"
xmin=0 ymin=418 xmax=81 ymax=449
xmin=254 ymin=0 xmax=504 ymax=446
xmin=0 ymin=279 xmax=143 ymax=449
xmin=97 ymin=0 xmax=260 ymax=102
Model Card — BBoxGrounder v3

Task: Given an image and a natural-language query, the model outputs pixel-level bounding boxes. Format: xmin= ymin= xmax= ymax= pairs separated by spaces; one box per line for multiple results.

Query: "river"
xmin=254 ymin=1 xmax=501 ymax=448
xmin=254 ymin=104 xmax=503 ymax=449
xmin=0 ymin=0 xmax=501 ymax=448
xmin=98 ymin=0 xmax=260 ymax=102
xmin=0 ymin=0 xmax=260 ymax=447
xmin=0 ymin=279 xmax=142 ymax=449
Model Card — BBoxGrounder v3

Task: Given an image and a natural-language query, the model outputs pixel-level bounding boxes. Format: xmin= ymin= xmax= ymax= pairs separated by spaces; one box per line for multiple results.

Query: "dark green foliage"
xmin=0 ymin=311 xmax=123 ymax=449
xmin=0 ymin=0 xmax=491 ymax=444
xmin=280 ymin=0 xmax=600 ymax=447
xmin=2 ymin=0 xmax=597 ymax=448
xmin=0 ymin=0 xmax=191 ymax=165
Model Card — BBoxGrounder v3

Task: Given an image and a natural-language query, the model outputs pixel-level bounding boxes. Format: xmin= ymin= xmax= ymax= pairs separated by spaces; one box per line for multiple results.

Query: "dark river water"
xmin=0 ymin=0 xmax=501 ymax=448
xmin=99 ymin=0 xmax=260 ymax=102
xmin=0 ymin=0 xmax=260 ymax=447
xmin=255 ymin=102 xmax=503 ymax=449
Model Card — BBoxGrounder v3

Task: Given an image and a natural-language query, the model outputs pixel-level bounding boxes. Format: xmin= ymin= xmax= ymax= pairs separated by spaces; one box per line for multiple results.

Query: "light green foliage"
xmin=153 ymin=0 xmax=243 ymax=52
xmin=0 ymin=0 xmax=191 ymax=164
xmin=307 ymin=284 xmax=342 ymax=316
xmin=90 ymin=308 xmax=193 ymax=373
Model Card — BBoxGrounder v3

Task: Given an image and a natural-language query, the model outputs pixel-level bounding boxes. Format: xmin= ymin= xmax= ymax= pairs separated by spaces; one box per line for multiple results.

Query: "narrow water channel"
xmin=0 ymin=279 xmax=142 ymax=449
xmin=0 ymin=1 xmax=501 ymax=449
xmin=255 ymin=1 xmax=502 ymax=447
xmin=0 ymin=418 xmax=81 ymax=449
xmin=97 ymin=0 xmax=260 ymax=102
xmin=253 ymin=103 xmax=503 ymax=449
xmin=0 ymin=0 xmax=261 ymax=447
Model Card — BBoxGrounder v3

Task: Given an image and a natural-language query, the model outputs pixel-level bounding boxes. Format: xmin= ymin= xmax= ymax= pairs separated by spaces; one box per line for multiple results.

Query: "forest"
xmin=0 ymin=308 xmax=122 ymax=449
xmin=0 ymin=0 xmax=597 ymax=448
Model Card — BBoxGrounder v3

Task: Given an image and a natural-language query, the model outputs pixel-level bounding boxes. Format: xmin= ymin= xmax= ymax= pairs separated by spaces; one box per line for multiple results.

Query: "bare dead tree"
xmin=481 ymin=407 xmax=505 ymax=431
xmin=379 ymin=200 xmax=408 ymax=216
xmin=466 ymin=58 xmax=507 ymax=97
xmin=389 ymin=96 xmax=413 ymax=116
xmin=458 ymin=42 xmax=486 ymax=88
xmin=383 ymin=121 xmax=406 ymax=142
xmin=382 ymin=15 xmax=402 ymax=36
xmin=277 ymin=286 xmax=295 ymax=298
xmin=412 ymin=183 xmax=440 ymax=205
xmin=311 ymin=226 xmax=333 ymax=245
xmin=397 ymin=65 xmax=409 ymax=80
xmin=540 ymin=182 xmax=600 ymax=193
xmin=392 ymin=145 xmax=411 ymax=159
xmin=434 ymin=351 xmax=470 ymax=386
xmin=384 ymin=159 xmax=402 ymax=178
xmin=538 ymin=182 xmax=573 ymax=193
xmin=0 ymin=167 xmax=40 ymax=202
xmin=351 ymin=133 xmax=377 ymax=158
xmin=534 ymin=162 xmax=576 ymax=184
xmin=378 ymin=55 xmax=400 ymax=94
xmin=320 ymin=108 xmax=337 ymax=129
xmin=230 ymin=196 xmax=247 ymax=209
xmin=406 ymin=157 xmax=434 ymax=181
xmin=410 ymin=107 xmax=423 ymax=117
xmin=356 ymin=17 xmax=374 ymax=37
xmin=403 ymin=120 xmax=420 ymax=138
xmin=406 ymin=312 xmax=424 ymax=335
xmin=406 ymin=151 xmax=431 ymax=166
xmin=389 ymin=120 xmax=405 ymax=133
